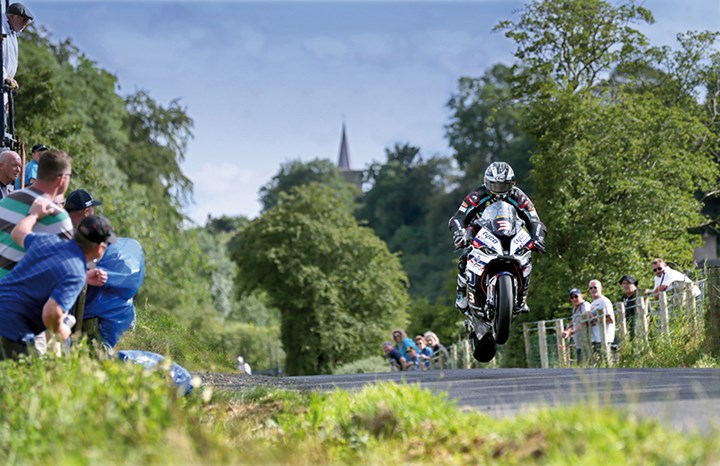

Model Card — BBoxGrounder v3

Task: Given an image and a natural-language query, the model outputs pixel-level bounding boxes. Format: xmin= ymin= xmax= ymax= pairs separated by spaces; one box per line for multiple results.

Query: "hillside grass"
xmin=1 ymin=348 xmax=719 ymax=465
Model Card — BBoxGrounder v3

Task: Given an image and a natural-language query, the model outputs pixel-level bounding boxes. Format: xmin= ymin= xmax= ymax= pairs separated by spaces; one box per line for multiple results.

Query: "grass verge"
xmin=1 ymin=350 xmax=718 ymax=465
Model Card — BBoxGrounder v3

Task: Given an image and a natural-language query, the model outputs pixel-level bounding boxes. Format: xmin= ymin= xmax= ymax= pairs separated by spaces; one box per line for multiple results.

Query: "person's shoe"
xmin=518 ymin=303 xmax=530 ymax=314
xmin=455 ymin=292 xmax=468 ymax=311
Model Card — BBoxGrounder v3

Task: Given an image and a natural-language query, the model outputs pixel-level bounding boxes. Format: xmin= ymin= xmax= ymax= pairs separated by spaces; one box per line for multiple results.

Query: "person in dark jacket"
xmin=619 ymin=274 xmax=639 ymax=339
xmin=448 ymin=161 xmax=547 ymax=313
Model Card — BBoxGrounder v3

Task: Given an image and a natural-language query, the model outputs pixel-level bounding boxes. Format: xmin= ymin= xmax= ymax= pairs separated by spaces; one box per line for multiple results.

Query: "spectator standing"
xmin=0 ymin=150 xmax=21 ymax=198
xmin=588 ymin=280 xmax=616 ymax=356
xmin=237 ymin=356 xmax=252 ymax=375
xmin=0 ymin=149 xmax=73 ymax=279
xmin=651 ymin=258 xmax=700 ymax=299
xmin=15 ymin=144 xmax=48 ymax=189
xmin=619 ymin=274 xmax=640 ymax=339
xmin=414 ymin=335 xmax=434 ymax=369
xmin=0 ymin=199 xmax=115 ymax=360
xmin=391 ymin=328 xmax=418 ymax=360
xmin=2 ymin=2 xmax=33 ymax=91
xmin=561 ymin=288 xmax=592 ymax=363
xmin=383 ymin=341 xmax=407 ymax=371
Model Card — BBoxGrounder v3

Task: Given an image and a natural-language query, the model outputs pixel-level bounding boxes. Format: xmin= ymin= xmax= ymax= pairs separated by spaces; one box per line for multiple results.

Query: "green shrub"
xmin=333 ymin=356 xmax=389 ymax=374
xmin=0 ymin=349 xmax=225 ymax=465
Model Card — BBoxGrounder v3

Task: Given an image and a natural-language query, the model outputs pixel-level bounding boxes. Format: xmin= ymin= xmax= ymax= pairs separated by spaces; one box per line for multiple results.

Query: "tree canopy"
xmin=232 ymin=183 xmax=409 ymax=375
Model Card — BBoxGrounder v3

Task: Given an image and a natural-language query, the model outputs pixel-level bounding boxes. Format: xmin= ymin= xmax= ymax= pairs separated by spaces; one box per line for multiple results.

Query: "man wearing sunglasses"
xmin=3 ymin=2 xmax=34 ymax=91
xmin=561 ymin=288 xmax=592 ymax=363
xmin=650 ymin=258 xmax=700 ymax=299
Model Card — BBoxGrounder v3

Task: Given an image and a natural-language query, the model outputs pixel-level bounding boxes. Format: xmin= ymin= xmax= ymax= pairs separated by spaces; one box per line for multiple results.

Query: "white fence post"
xmin=555 ymin=319 xmax=568 ymax=367
xmin=537 ymin=321 xmax=548 ymax=369
xmin=659 ymin=291 xmax=669 ymax=333
xmin=616 ymin=302 xmax=627 ymax=341
xmin=523 ymin=322 xmax=533 ymax=367
xmin=637 ymin=296 xmax=649 ymax=339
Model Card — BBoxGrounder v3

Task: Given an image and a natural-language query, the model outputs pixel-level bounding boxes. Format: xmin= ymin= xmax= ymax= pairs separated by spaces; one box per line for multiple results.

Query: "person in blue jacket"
xmin=65 ymin=189 xmax=145 ymax=348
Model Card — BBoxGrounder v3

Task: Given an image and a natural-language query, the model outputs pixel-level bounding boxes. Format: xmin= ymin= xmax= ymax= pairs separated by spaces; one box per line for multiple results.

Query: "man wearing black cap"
xmin=619 ymin=275 xmax=639 ymax=339
xmin=15 ymin=143 xmax=48 ymax=189
xmin=65 ymin=188 xmax=103 ymax=228
xmin=2 ymin=2 xmax=34 ymax=90
xmin=0 ymin=196 xmax=115 ymax=360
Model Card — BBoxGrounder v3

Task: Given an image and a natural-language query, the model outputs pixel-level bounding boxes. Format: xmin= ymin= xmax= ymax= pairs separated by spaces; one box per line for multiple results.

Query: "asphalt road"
xmin=285 ymin=368 xmax=720 ymax=433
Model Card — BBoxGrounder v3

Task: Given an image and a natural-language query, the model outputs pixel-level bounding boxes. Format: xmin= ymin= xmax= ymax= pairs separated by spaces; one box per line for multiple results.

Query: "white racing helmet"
xmin=484 ymin=162 xmax=515 ymax=195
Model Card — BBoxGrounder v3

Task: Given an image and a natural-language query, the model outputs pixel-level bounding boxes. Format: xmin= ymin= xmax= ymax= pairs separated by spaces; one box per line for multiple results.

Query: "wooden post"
xmin=636 ymin=296 xmax=648 ymax=339
xmin=554 ymin=319 xmax=568 ymax=367
xmin=707 ymin=262 xmax=720 ymax=357
xmin=598 ymin=308 xmax=611 ymax=366
xmin=463 ymin=339 xmax=471 ymax=369
xmin=616 ymin=302 xmax=627 ymax=342
xmin=685 ymin=282 xmax=696 ymax=326
xmin=450 ymin=344 xmax=458 ymax=370
xmin=659 ymin=291 xmax=669 ymax=334
xmin=19 ymin=142 xmax=25 ymax=188
xmin=523 ymin=322 xmax=533 ymax=368
xmin=537 ymin=321 xmax=548 ymax=368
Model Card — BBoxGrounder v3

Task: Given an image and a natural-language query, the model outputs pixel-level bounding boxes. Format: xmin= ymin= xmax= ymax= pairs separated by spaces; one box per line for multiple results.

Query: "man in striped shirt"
xmin=0 ymin=149 xmax=73 ymax=277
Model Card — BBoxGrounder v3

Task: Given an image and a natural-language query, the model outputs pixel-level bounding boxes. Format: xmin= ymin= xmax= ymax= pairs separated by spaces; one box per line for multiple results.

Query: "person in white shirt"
xmin=650 ymin=258 xmax=700 ymax=298
xmin=2 ymin=3 xmax=33 ymax=90
xmin=237 ymin=355 xmax=252 ymax=375
xmin=588 ymin=279 xmax=615 ymax=350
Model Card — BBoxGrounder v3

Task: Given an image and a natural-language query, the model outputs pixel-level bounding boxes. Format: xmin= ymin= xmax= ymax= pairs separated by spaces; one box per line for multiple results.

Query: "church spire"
xmin=337 ymin=122 xmax=351 ymax=171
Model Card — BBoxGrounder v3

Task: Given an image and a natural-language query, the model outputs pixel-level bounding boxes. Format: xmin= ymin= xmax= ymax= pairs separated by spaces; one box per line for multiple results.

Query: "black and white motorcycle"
xmin=461 ymin=201 xmax=535 ymax=362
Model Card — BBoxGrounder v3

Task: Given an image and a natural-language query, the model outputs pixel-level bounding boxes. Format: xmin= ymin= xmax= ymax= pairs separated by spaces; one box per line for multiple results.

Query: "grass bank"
xmin=1 ymin=350 xmax=718 ymax=465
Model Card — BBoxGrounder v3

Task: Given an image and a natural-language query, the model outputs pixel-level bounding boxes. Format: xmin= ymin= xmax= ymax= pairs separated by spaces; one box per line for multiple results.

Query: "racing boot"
xmin=516 ymin=276 xmax=531 ymax=314
xmin=455 ymin=273 xmax=468 ymax=312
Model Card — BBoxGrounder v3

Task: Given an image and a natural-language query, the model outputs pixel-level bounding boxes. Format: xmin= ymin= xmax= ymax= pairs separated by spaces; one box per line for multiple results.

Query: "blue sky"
xmin=27 ymin=1 xmax=720 ymax=224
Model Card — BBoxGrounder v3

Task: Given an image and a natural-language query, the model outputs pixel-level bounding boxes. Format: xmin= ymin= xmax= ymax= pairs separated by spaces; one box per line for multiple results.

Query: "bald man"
xmin=0 ymin=150 xmax=21 ymax=199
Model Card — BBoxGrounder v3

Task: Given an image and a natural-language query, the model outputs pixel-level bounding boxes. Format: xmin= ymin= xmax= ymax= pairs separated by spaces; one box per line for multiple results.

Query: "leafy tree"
xmin=122 ymin=91 xmax=194 ymax=210
xmin=446 ymin=64 xmax=535 ymax=194
xmin=493 ymin=0 xmax=719 ymax=365
xmin=259 ymin=158 xmax=359 ymax=212
xmin=14 ymin=27 xmax=217 ymax=332
xmin=232 ymin=183 xmax=409 ymax=375
xmin=358 ymin=144 xmax=454 ymax=301
xmin=494 ymin=0 xmax=654 ymax=95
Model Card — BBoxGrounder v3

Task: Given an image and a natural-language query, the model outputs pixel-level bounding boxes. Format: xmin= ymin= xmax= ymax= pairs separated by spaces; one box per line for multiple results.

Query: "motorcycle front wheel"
xmin=494 ymin=274 xmax=514 ymax=344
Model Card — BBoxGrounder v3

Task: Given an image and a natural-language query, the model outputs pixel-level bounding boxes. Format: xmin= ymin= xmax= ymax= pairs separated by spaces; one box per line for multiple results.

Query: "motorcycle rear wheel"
xmin=494 ymin=274 xmax=514 ymax=345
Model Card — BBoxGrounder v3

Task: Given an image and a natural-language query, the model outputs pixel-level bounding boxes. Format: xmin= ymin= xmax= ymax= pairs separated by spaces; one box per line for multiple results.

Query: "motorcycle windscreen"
xmin=479 ymin=201 xmax=519 ymax=237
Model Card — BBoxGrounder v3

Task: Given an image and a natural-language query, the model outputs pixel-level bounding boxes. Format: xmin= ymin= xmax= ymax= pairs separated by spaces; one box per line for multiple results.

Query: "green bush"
xmin=0 ymin=349 xmax=225 ymax=465
xmin=333 ymin=356 xmax=389 ymax=374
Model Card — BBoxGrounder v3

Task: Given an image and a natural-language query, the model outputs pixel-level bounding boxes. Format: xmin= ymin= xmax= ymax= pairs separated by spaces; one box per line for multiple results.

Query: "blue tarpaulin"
xmin=117 ymin=350 xmax=193 ymax=395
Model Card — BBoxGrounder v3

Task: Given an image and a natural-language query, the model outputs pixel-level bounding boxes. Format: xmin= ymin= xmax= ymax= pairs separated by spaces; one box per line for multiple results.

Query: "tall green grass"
xmin=2 ymin=349 xmax=718 ymax=465
xmin=616 ymin=311 xmax=720 ymax=368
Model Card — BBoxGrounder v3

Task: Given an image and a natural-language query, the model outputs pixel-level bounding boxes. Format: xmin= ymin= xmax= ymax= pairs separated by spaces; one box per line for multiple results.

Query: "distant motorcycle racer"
xmin=448 ymin=161 xmax=547 ymax=314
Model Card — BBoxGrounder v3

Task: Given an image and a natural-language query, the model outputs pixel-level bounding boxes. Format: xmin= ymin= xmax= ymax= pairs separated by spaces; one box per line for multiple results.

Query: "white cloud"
xmin=187 ymin=162 xmax=267 ymax=224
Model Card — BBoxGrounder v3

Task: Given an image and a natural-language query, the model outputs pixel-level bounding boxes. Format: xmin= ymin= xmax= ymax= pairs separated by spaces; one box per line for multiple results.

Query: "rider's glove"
xmin=533 ymin=238 xmax=546 ymax=253
xmin=453 ymin=231 xmax=468 ymax=249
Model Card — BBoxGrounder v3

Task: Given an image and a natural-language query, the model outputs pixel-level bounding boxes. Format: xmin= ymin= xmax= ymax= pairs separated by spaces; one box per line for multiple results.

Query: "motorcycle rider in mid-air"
xmin=448 ymin=161 xmax=547 ymax=316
